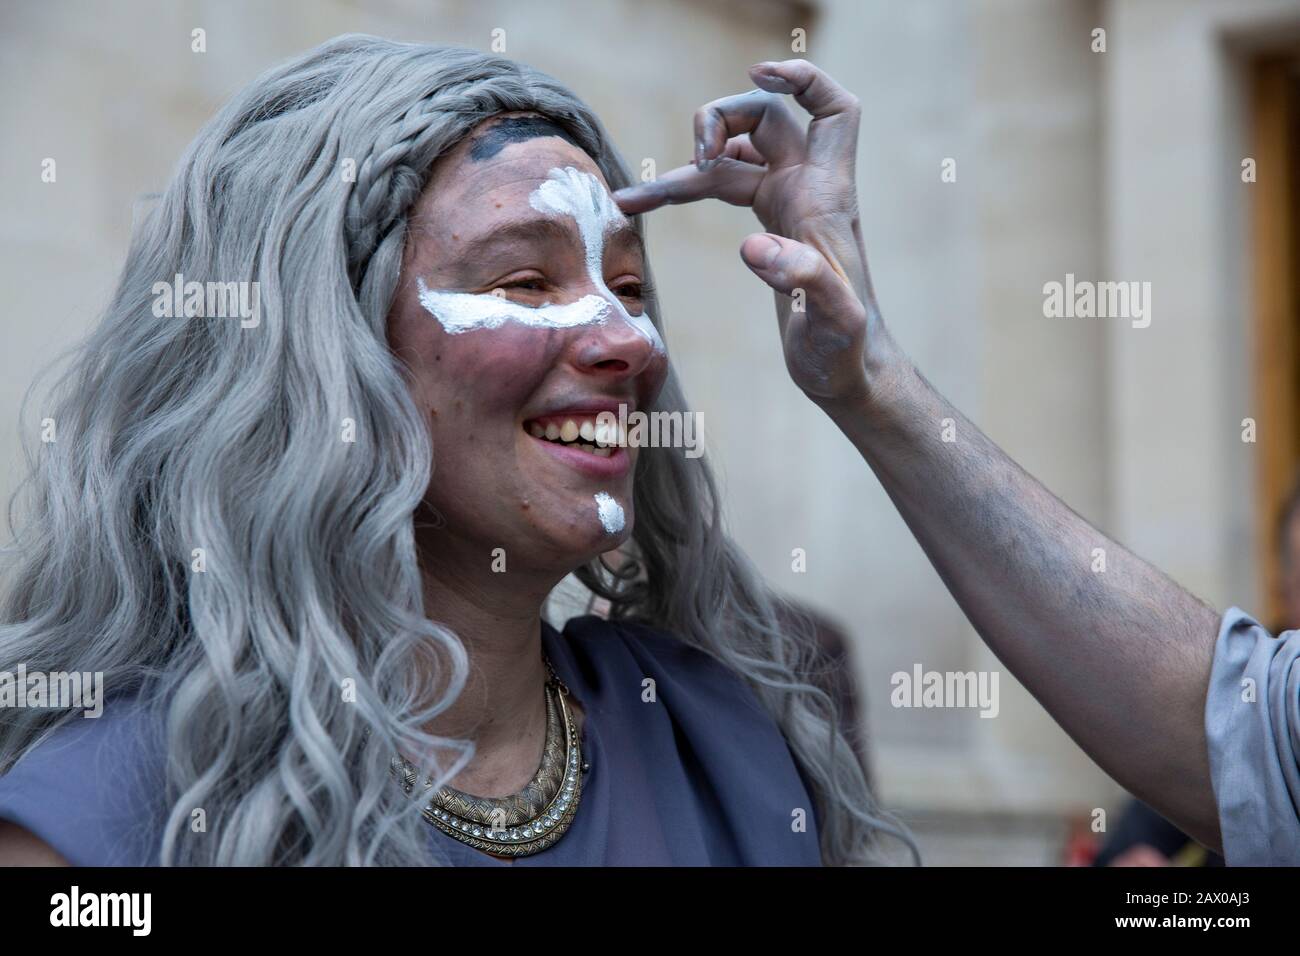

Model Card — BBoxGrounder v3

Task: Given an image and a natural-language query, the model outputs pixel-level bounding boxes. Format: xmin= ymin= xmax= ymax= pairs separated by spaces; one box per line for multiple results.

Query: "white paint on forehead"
xmin=529 ymin=166 xmax=665 ymax=354
xmin=528 ymin=166 xmax=623 ymax=279
xmin=416 ymin=278 xmax=610 ymax=334
xmin=594 ymin=491 xmax=625 ymax=534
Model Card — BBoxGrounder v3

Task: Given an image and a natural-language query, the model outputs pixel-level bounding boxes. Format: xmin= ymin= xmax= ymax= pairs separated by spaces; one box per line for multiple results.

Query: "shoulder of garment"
xmin=553 ymin=614 xmax=825 ymax=865
xmin=0 ymin=688 xmax=170 ymax=866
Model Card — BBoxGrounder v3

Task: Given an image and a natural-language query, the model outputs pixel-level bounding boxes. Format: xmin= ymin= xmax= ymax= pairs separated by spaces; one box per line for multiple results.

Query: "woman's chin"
xmin=548 ymin=505 xmax=633 ymax=565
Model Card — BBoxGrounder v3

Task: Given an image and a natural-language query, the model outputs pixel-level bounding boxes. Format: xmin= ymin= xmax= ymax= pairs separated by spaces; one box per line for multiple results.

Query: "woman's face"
xmin=388 ymin=113 xmax=669 ymax=576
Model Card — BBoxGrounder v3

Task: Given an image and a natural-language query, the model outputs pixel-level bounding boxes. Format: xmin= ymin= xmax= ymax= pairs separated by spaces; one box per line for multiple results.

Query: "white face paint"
xmin=594 ymin=492 xmax=625 ymax=534
xmin=416 ymin=279 xmax=610 ymax=333
xmin=416 ymin=165 xmax=665 ymax=353
xmin=528 ymin=166 xmax=664 ymax=353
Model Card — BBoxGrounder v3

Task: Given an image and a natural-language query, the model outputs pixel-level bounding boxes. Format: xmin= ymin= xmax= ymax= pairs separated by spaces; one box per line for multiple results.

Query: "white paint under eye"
xmin=529 ymin=166 xmax=666 ymax=354
xmin=594 ymin=492 xmax=625 ymax=534
xmin=416 ymin=278 xmax=611 ymax=334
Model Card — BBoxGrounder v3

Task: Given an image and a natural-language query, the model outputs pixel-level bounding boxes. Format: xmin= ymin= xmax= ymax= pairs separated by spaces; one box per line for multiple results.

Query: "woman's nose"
xmin=566 ymin=291 xmax=663 ymax=379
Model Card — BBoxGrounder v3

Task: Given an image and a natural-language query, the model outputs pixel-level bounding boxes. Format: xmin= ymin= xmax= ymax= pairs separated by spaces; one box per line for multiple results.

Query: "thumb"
xmin=739 ymin=233 xmax=857 ymax=313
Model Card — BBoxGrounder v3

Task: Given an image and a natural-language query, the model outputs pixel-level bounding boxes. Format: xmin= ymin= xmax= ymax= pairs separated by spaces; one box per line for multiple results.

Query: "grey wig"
xmin=0 ymin=35 xmax=916 ymax=865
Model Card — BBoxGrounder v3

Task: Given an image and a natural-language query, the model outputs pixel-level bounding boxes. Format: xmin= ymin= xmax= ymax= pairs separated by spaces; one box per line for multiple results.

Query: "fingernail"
xmin=745 ymin=235 xmax=781 ymax=267
xmin=755 ymin=72 xmax=796 ymax=94
xmin=695 ymin=139 xmax=718 ymax=172
xmin=612 ymin=186 xmax=648 ymax=209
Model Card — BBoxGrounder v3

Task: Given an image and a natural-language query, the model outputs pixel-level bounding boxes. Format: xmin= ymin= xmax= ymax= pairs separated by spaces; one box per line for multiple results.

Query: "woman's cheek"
xmin=643 ymin=350 xmax=671 ymax=405
xmin=432 ymin=326 xmax=569 ymax=411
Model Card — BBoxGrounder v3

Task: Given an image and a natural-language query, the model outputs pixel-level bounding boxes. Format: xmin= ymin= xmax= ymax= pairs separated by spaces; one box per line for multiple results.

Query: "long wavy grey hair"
xmin=0 ymin=35 xmax=915 ymax=865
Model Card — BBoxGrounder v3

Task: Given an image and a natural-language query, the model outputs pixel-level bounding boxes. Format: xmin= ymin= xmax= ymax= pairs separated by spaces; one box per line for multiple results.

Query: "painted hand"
xmin=613 ymin=59 xmax=886 ymax=408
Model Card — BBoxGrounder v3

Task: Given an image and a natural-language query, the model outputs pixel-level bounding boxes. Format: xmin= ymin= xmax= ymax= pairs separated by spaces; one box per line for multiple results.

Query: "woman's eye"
xmin=499 ymin=277 xmax=547 ymax=292
xmin=613 ymin=281 xmax=643 ymax=299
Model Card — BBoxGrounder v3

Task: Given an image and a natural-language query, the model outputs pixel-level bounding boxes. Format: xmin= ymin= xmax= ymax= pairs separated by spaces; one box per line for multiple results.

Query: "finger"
xmin=695 ymin=89 xmax=804 ymax=170
xmin=613 ymin=154 xmax=765 ymax=215
xmin=693 ymin=131 xmax=769 ymax=168
xmin=749 ymin=59 xmax=860 ymax=166
xmin=721 ymin=132 xmax=766 ymax=167
xmin=739 ymin=232 xmax=856 ymax=313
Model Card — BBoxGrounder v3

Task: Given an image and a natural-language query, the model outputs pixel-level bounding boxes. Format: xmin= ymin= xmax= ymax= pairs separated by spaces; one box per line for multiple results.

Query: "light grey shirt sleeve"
xmin=1205 ymin=606 xmax=1300 ymax=865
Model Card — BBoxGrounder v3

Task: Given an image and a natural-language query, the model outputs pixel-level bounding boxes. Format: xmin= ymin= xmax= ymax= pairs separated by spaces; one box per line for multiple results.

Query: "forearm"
xmin=828 ymin=346 xmax=1224 ymax=850
xmin=620 ymin=53 xmax=1228 ymax=851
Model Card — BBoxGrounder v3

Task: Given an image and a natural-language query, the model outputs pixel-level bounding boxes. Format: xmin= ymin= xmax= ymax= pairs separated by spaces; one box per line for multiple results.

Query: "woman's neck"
xmin=416 ymin=550 xmax=559 ymax=797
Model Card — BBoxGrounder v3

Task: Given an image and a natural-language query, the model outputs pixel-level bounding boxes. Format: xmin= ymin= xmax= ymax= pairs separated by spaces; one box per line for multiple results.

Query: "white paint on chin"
xmin=594 ymin=492 xmax=625 ymax=534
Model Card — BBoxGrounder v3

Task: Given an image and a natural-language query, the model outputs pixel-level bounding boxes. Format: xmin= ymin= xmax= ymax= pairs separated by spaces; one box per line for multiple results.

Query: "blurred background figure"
xmin=1091 ymin=800 xmax=1225 ymax=867
xmin=772 ymin=599 xmax=874 ymax=787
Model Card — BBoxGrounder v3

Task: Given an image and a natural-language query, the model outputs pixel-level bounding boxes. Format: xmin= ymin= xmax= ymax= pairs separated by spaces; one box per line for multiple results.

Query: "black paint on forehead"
xmin=467 ymin=115 xmax=585 ymax=162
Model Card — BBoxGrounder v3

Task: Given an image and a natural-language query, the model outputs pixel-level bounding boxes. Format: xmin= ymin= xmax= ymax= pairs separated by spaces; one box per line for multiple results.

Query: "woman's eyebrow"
xmin=452 ymin=215 xmax=645 ymax=266
xmin=606 ymin=222 xmax=646 ymax=260
xmin=454 ymin=215 xmax=574 ymax=260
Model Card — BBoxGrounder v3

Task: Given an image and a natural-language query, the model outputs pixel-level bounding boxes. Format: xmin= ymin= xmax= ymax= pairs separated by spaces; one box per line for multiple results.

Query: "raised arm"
xmin=615 ymin=58 xmax=1225 ymax=851
xmin=825 ymin=352 xmax=1223 ymax=850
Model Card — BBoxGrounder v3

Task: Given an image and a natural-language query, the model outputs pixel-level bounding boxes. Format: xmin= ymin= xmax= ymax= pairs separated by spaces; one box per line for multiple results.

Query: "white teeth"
xmin=526 ymin=416 xmax=620 ymax=457
xmin=595 ymin=420 xmax=626 ymax=447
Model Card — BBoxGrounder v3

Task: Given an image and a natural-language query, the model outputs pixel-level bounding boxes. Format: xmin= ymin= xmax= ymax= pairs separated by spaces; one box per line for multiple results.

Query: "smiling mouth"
xmin=523 ymin=413 xmax=625 ymax=458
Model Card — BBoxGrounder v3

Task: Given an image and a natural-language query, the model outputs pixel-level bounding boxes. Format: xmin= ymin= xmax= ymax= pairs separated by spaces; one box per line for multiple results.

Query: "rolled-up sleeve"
xmin=1205 ymin=607 xmax=1300 ymax=865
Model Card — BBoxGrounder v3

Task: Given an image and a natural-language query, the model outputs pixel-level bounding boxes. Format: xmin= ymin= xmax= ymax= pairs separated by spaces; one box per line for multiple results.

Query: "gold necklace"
xmin=391 ymin=656 xmax=585 ymax=858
